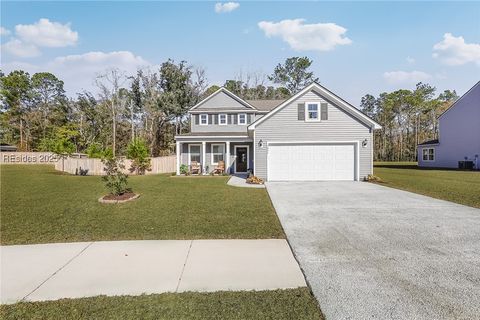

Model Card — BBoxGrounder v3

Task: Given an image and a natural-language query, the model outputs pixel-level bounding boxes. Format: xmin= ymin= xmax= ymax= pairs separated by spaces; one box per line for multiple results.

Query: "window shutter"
xmin=233 ymin=114 xmax=238 ymax=124
xmin=298 ymin=103 xmax=305 ymax=120
xmin=209 ymin=114 xmax=213 ymax=124
xmin=195 ymin=114 xmax=199 ymax=125
xmin=321 ymin=103 xmax=328 ymax=120
xmin=247 ymin=114 xmax=251 ymax=123
xmin=214 ymin=114 xmax=218 ymax=125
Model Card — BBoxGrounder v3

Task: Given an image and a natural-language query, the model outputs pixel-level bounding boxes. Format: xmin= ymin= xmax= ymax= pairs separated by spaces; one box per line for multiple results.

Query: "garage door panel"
xmin=268 ymin=144 xmax=355 ymax=181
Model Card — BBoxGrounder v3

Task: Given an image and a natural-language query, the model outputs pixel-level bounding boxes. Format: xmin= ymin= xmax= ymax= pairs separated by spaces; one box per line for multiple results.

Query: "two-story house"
xmin=175 ymin=82 xmax=381 ymax=181
xmin=418 ymin=81 xmax=480 ymax=169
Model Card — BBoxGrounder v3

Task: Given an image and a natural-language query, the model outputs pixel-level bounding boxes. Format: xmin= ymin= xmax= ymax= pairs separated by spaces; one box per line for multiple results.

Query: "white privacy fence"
xmin=54 ymin=155 xmax=176 ymax=175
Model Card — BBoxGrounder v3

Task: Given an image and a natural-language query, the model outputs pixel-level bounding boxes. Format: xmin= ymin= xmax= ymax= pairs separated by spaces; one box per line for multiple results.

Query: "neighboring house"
xmin=175 ymin=82 xmax=381 ymax=181
xmin=418 ymin=81 xmax=480 ymax=169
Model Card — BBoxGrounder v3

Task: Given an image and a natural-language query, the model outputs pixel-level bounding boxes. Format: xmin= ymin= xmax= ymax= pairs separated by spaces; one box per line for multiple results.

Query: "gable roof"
xmin=248 ymin=82 xmax=382 ymax=130
xmin=246 ymin=99 xmax=286 ymax=112
xmin=189 ymin=87 xmax=257 ymax=111
xmin=439 ymin=81 xmax=480 ymax=120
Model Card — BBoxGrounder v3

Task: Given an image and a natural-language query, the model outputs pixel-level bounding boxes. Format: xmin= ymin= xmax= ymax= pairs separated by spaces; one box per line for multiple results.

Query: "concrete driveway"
xmin=267 ymin=181 xmax=480 ymax=320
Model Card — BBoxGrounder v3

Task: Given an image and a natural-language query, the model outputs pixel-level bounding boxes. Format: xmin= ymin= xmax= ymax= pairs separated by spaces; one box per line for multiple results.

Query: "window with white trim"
xmin=422 ymin=148 xmax=435 ymax=161
xmin=305 ymin=102 xmax=319 ymax=121
xmin=218 ymin=114 xmax=227 ymax=125
xmin=211 ymin=144 xmax=224 ymax=164
xmin=238 ymin=113 xmax=247 ymax=125
xmin=189 ymin=145 xmax=201 ymax=163
xmin=200 ymin=114 xmax=208 ymax=125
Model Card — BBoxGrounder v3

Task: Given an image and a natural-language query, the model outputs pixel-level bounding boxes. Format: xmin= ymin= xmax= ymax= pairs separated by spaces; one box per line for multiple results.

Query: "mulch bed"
xmin=99 ymin=192 xmax=140 ymax=203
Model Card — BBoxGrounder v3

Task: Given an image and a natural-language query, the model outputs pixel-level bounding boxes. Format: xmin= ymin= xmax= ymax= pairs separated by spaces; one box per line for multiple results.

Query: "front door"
xmin=235 ymin=147 xmax=248 ymax=173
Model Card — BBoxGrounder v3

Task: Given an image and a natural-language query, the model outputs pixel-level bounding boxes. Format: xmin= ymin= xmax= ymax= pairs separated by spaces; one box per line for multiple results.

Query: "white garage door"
xmin=267 ymin=143 xmax=356 ymax=181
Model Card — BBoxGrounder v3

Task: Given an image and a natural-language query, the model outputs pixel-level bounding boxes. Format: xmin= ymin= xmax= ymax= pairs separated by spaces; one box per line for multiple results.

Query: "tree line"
xmin=0 ymin=57 xmax=316 ymax=157
xmin=1 ymin=56 xmax=458 ymax=161
xmin=360 ymin=83 xmax=457 ymax=161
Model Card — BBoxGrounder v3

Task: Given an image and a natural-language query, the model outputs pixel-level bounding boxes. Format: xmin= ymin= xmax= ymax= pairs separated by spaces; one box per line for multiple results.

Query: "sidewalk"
xmin=0 ymin=239 xmax=305 ymax=304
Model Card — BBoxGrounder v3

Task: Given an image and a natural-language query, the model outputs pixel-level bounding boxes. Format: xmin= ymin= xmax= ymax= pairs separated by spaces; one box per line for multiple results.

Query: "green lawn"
xmin=0 ymin=165 xmax=284 ymax=245
xmin=373 ymin=162 xmax=480 ymax=208
xmin=0 ymin=289 xmax=323 ymax=320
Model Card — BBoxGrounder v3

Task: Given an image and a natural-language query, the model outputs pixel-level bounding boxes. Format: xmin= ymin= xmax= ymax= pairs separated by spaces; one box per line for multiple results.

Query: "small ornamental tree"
xmin=127 ymin=138 xmax=151 ymax=175
xmin=101 ymin=157 xmax=131 ymax=196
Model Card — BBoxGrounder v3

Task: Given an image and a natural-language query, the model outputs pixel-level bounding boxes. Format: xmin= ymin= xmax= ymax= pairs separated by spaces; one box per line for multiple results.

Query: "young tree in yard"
xmin=127 ymin=138 xmax=151 ymax=174
xmin=269 ymin=57 xmax=319 ymax=94
xmin=101 ymin=157 xmax=131 ymax=196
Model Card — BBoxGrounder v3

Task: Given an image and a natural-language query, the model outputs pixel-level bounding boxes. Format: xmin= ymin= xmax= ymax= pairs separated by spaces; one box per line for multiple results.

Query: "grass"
xmin=0 ymin=288 xmax=324 ymax=320
xmin=0 ymin=165 xmax=284 ymax=245
xmin=373 ymin=162 xmax=480 ymax=208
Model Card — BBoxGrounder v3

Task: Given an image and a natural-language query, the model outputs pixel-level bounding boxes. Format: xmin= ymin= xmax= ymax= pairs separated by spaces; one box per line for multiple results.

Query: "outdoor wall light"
xmin=362 ymin=139 xmax=368 ymax=147
xmin=258 ymin=139 xmax=264 ymax=148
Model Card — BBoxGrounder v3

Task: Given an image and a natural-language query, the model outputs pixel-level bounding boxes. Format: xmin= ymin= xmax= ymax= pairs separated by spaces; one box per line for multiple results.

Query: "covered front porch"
xmin=175 ymin=133 xmax=254 ymax=175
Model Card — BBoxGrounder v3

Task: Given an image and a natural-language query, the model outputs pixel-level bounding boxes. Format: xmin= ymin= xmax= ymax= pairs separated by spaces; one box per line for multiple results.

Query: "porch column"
xmin=225 ymin=141 xmax=230 ymax=174
xmin=202 ymin=141 xmax=206 ymax=174
xmin=176 ymin=141 xmax=181 ymax=175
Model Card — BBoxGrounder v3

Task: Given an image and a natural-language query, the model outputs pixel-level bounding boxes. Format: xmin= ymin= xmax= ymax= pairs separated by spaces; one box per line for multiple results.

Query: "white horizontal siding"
xmin=254 ymin=90 xmax=373 ymax=180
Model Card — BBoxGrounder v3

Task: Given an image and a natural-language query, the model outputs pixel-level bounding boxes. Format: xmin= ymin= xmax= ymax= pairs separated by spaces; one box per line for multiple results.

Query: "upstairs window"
xmin=200 ymin=114 xmax=208 ymax=125
xmin=238 ymin=113 xmax=247 ymax=125
xmin=305 ymin=103 xmax=319 ymax=121
xmin=218 ymin=114 xmax=227 ymax=125
xmin=422 ymin=148 xmax=435 ymax=161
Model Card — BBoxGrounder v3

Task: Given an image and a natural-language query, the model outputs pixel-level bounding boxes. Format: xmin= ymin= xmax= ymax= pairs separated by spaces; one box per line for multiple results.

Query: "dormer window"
xmin=238 ymin=113 xmax=247 ymax=125
xmin=200 ymin=114 xmax=208 ymax=125
xmin=218 ymin=114 xmax=227 ymax=125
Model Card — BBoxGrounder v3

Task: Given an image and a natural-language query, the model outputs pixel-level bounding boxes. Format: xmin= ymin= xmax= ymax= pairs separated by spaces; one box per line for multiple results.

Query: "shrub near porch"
xmin=0 ymin=165 xmax=284 ymax=245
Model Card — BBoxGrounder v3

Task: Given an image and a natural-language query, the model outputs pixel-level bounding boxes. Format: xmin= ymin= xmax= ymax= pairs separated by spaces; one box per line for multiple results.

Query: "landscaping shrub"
xmin=180 ymin=164 xmax=188 ymax=174
xmin=246 ymin=175 xmax=264 ymax=185
xmin=364 ymin=174 xmax=383 ymax=182
xmin=101 ymin=157 xmax=131 ymax=196
xmin=127 ymin=138 xmax=151 ymax=175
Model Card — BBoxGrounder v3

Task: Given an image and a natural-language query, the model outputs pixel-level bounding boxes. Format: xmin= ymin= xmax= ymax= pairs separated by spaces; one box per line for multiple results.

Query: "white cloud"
xmin=214 ymin=2 xmax=240 ymax=13
xmin=1 ymin=39 xmax=41 ymax=58
xmin=1 ymin=18 xmax=78 ymax=58
xmin=15 ymin=18 xmax=78 ymax=47
xmin=2 ymin=51 xmax=151 ymax=95
xmin=433 ymin=33 xmax=480 ymax=66
xmin=383 ymin=70 xmax=432 ymax=84
xmin=406 ymin=56 xmax=415 ymax=64
xmin=0 ymin=26 xmax=11 ymax=36
xmin=258 ymin=19 xmax=352 ymax=52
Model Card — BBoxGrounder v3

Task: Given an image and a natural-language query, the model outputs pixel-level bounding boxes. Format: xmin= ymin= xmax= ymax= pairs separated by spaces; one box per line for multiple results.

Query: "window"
xmin=200 ymin=114 xmax=208 ymax=125
xmin=189 ymin=145 xmax=201 ymax=164
xmin=422 ymin=148 xmax=435 ymax=161
xmin=211 ymin=144 xmax=224 ymax=165
xmin=218 ymin=114 xmax=227 ymax=125
xmin=238 ymin=113 xmax=247 ymax=125
xmin=305 ymin=103 xmax=319 ymax=121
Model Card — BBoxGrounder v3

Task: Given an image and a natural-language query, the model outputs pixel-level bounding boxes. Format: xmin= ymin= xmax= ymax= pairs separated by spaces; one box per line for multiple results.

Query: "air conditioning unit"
xmin=458 ymin=161 xmax=474 ymax=170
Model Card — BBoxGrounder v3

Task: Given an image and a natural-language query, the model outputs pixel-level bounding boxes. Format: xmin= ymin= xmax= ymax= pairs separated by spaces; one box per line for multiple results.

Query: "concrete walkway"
xmin=0 ymin=239 xmax=305 ymax=304
xmin=227 ymin=174 xmax=265 ymax=188
xmin=267 ymin=181 xmax=480 ymax=320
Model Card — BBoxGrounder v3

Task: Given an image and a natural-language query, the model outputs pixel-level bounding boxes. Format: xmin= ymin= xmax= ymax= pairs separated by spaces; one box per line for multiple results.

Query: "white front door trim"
xmin=266 ymin=141 xmax=360 ymax=181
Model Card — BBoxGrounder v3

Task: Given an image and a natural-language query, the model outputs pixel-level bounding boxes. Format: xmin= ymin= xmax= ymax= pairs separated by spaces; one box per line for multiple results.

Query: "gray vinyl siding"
xmin=190 ymin=113 xmax=252 ymax=133
xmin=254 ymin=90 xmax=373 ymax=180
xmin=194 ymin=91 xmax=251 ymax=110
xmin=179 ymin=142 xmax=254 ymax=174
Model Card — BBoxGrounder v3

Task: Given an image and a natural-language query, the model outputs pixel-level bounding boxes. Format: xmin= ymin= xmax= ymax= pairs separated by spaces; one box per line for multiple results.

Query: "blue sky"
xmin=1 ymin=1 xmax=479 ymax=105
